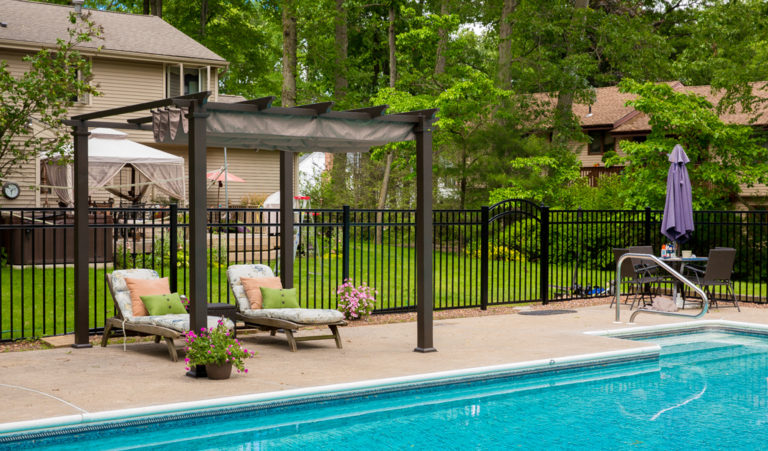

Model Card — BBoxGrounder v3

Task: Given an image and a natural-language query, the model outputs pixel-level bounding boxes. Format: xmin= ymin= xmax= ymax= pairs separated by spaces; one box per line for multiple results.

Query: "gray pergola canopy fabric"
xmin=152 ymin=108 xmax=416 ymax=152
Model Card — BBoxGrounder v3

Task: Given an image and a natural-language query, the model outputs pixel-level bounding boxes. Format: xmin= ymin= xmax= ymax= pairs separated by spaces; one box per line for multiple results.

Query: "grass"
xmin=2 ymin=241 xmax=766 ymax=340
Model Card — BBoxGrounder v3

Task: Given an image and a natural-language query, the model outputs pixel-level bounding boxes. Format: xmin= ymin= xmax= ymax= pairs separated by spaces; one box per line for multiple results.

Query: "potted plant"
xmin=183 ymin=318 xmax=255 ymax=379
xmin=336 ymin=279 xmax=377 ymax=321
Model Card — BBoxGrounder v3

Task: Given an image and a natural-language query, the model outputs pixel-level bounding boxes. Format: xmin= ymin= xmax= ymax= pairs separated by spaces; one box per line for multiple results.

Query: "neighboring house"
xmin=298 ymin=152 xmax=329 ymax=192
xmin=570 ymin=82 xmax=768 ymax=205
xmin=0 ymin=0 xmax=287 ymax=207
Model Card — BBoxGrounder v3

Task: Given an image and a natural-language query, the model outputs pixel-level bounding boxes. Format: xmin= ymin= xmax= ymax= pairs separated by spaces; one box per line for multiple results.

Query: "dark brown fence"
xmin=1 ymin=202 xmax=766 ymax=341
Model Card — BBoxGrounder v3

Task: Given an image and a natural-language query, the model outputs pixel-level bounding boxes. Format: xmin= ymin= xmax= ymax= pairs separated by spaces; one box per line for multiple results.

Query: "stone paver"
xmin=1 ymin=304 xmax=765 ymax=425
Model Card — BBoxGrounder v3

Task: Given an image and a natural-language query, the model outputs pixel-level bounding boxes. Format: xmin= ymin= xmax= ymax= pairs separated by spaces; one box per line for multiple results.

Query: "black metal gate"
xmin=483 ymin=199 xmax=546 ymax=306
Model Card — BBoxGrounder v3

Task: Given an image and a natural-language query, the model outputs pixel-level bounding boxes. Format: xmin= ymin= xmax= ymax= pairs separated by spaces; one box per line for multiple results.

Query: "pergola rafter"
xmin=66 ymin=91 xmax=438 ymax=360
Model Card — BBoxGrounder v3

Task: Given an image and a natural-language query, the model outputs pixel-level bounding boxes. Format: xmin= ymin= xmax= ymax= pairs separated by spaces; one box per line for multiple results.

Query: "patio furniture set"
xmin=611 ymin=246 xmax=740 ymax=312
xmin=102 ymin=265 xmax=346 ymax=361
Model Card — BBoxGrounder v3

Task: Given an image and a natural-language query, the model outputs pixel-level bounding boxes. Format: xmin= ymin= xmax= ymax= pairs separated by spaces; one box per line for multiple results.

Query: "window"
xmin=587 ymin=130 xmax=615 ymax=155
xmin=166 ymin=65 xmax=209 ymax=97
xmin=69 ymin=68 xmax=90 ymax=105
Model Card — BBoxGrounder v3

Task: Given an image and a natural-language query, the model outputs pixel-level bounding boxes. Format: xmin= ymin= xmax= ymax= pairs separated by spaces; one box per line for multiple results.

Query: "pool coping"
xmin=0 ymin=344 xmax=660 ymax=437
xmin=586 ymin=319 xmax=768 ymax=339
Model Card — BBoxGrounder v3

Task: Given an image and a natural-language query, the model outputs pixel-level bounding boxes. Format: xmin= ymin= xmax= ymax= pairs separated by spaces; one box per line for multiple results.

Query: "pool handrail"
xmin=614 ymin=253 xmax=708 ymax=323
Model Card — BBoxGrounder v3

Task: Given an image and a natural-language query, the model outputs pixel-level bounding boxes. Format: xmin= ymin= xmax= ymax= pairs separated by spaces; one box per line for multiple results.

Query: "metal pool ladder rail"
xmin=614 ymin=253 xmax=708 ymax=323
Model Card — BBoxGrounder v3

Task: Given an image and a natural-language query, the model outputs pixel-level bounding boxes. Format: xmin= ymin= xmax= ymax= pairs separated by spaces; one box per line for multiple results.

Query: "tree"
xmin=605 ymin=79 xmax=768 ymax=209
xmin=0 ymin=13 xmax=102 ymax=180
xmin=281 ymin=0 xmax=298 ymax=107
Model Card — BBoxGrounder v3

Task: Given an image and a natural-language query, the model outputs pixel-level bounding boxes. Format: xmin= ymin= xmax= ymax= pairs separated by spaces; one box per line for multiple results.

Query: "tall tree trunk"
xmin=334 ymin=0 xmax=348 ymax=101
xmin=281 ymin=0 xmax=297 ymax=107
xmin=330 ymin=0 xmax=349 ymax=205
xmin=497 ymin=0 xmax=516 ymax=89
xmin=200 ymin=0 xmax=208 ymax=37
xmin=552 ymin=0 xmax=588 ymax=147
xmin=434 ymin=0 xmax=449 ymax=75
xmin=388 ymin=6 xmax=397 ymax=88
xmin=144 ymin=0 xmax=162 ymax=16
xmin=376 ymin=5 xmax=398 ymax=241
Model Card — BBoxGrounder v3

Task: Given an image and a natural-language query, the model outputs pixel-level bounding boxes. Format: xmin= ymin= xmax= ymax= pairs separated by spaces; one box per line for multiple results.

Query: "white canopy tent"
xmin=45 ymin=128 xmax=186 ymax=206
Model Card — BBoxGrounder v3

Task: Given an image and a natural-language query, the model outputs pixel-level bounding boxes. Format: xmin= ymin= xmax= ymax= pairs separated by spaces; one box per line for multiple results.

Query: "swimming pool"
xmin=3 ymin=322 xmax=768 ymax=449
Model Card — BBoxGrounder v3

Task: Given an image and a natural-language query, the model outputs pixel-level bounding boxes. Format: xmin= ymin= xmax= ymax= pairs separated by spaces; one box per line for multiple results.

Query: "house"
xmin=570 ymin=82 xmax=768 ymax=204
xmin=0 ymin=0 xmax=287 ymax=207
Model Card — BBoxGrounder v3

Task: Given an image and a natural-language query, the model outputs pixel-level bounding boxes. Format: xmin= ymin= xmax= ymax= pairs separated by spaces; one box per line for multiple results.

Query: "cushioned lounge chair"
xmin=227 ymin=264 xmax=347 ymax=352
xmin=104 ymin=269 xmax=235 ymax=361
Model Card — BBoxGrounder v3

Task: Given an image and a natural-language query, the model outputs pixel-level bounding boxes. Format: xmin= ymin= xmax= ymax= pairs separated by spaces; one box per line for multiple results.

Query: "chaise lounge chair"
xmin=104 ymin=269 xmax=235 ymax=361
xmin=227 ymin=264 xmax=347 ymax=352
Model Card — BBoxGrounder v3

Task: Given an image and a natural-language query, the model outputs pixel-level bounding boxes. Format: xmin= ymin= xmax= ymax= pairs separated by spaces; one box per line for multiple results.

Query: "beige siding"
xmin=1 ymin=48 xmax=227 ymax=206
xmin=151 ymin=146 xmax=283 ymax=207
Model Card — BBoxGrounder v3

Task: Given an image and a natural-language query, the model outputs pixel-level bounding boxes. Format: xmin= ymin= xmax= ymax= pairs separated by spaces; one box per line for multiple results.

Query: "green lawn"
xmin=2 ymin=242 xmax=766 ymax=340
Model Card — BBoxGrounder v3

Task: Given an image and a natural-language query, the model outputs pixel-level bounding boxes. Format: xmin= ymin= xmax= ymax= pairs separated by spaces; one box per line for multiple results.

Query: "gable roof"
xmin=0 ymin=0 xmax=226 ymax=65
xmin=575 ymin=82 xmax=768 ymax=134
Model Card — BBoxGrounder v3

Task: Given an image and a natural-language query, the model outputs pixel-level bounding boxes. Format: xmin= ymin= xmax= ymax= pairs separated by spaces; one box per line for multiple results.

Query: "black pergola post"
xmin=414 ymin=114 xmax=436 ymax=353
xmin=72 ymin=122 xmax=92 ymax=348
xmin=279 ymin=151 xmax=294 ymax=287
xmin=187 ymin=100 xmax=209 ymax=334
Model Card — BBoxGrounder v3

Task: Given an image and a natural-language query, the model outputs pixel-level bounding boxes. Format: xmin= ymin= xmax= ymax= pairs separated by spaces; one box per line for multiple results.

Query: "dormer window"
xmin=166 ymin=65 xmax=209 ymax=97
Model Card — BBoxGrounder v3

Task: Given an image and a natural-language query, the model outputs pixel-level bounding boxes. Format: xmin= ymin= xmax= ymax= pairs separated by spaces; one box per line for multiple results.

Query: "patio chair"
xmin=611 ymin=248 xmax=662 ymax=309
xmin=103 ymin=269 xmax=235 ymax=361
xmin=683 ymin=248 xmax=740 ymax=311
xmin=624 ymin=246 xmax=664 ymax=308
xmin=227 ymin=264 xmax=347 ymax=352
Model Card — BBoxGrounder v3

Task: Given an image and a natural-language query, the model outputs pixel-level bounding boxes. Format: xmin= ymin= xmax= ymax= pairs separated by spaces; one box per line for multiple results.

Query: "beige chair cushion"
xmin=240 ymin=276 xmax=283 ymax=309
xmin=125 ymin=277 xmax=171 ymax=317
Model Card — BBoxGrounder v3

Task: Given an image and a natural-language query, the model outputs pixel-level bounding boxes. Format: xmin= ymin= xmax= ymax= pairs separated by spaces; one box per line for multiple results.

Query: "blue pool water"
xmin=5 ymin=330 xmax=768 ymax=450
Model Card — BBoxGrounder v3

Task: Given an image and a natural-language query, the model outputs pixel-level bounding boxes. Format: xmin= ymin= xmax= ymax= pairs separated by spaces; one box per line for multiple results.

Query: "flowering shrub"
xmin=184 ymin=318 xmax=255 ymax=374
xmin=336 ymin=279 xmax=377 ymax=320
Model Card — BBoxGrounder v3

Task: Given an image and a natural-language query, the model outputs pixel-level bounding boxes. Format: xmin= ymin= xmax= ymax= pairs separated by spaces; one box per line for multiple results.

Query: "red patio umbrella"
xmin=206 ymin=168 xmax=245 ymax=206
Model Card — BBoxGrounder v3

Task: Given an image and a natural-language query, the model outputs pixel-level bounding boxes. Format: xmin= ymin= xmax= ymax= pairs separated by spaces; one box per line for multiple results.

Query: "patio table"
xmin=658 ymin=256 xmax=708 ymax=307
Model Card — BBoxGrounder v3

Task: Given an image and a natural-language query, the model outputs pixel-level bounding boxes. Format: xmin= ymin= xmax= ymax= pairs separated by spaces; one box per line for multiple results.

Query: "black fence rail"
xmin=1 ymin=203 xmax=767 ymax=341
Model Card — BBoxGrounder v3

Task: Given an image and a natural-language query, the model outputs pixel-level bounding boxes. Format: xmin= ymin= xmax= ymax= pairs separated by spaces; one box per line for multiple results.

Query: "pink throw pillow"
xmin=240 ymin=277 xmax=283 ymax=309
xmin=124 ymin=277 xmax=171 ymax=316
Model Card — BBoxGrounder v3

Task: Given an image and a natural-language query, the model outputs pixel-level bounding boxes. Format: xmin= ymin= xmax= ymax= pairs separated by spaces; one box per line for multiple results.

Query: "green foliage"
xmin=488 ymin=136 xmax=581 ymax=208
xmin=0 ymin=12 xmax=102 ymax=179
xmin=605 ymin=79 xmax=768 ymax=209
xmin=114 ymin=237 xmax=227 ymax=270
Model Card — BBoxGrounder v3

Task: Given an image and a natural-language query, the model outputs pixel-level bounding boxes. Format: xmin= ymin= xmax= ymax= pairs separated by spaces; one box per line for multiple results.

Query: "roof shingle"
xmin=0 ymin=0 xmax=225 ymax=64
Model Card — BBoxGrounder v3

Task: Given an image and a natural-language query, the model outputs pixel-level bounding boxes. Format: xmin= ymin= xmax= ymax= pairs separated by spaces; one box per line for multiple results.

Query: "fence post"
xmin=644 ymin=206 xmax=652 ymax=245
xmin=540 ymin=205 xmax=550 ymax=305
xmin=342 ymin=205 xmax=350 ymax=282
xmin=480 ymin=206 xmax=490 ymax=310
xmin=169 ymin=203 xmax=178 ymax=293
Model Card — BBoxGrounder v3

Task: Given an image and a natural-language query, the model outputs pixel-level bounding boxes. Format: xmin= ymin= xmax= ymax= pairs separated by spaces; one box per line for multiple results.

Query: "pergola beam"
xmin=63 ymin=119 xmax=152 ymax=131
xmin=72 ymin=92 xmax=209 ymax=121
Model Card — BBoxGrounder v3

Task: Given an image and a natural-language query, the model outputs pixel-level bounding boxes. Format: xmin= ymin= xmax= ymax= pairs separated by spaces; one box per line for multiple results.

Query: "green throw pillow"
xmin=140 ymin=292 xmax=187 ymax=315
xmin=260 ymin=287 xmax=300 ymax=309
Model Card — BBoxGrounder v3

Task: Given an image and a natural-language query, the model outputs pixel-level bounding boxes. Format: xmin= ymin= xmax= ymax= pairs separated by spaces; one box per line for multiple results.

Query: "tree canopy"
xmin=31 ymin=0 xmax=768 ymax=209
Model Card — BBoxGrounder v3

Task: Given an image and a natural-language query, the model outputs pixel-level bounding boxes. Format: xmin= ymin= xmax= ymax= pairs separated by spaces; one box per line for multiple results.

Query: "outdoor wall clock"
xmin=2 ymin=182 xmax=20 ymax=200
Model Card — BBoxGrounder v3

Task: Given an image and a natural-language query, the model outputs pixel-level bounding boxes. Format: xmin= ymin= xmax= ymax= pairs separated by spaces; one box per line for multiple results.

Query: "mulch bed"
xmin=2 ymin=295 xmax=764 ymax=353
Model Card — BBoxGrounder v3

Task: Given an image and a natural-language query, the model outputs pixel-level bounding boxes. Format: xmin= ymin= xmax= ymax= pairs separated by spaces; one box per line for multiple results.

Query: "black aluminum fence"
xmin=1 ymin=202 xmax=766 ymax=340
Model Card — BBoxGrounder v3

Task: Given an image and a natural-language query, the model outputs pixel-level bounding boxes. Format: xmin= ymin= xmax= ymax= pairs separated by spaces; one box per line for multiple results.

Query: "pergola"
xmin=66 ymin=92 xmax=438 ymax=354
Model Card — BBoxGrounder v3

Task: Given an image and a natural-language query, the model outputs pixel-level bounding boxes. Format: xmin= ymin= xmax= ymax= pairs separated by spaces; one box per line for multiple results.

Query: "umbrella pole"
xmin=224 ymin=147 xmax=229 ymax=209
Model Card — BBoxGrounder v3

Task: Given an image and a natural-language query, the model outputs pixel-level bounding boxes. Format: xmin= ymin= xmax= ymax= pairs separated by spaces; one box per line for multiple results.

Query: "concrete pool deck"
xmin=1 ymin=302 xmax=767 ymax=426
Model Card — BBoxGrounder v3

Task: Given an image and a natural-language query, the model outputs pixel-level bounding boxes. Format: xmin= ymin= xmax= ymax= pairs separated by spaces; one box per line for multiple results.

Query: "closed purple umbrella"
xmin=661 ymin=144 xmax=694 ymax=244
